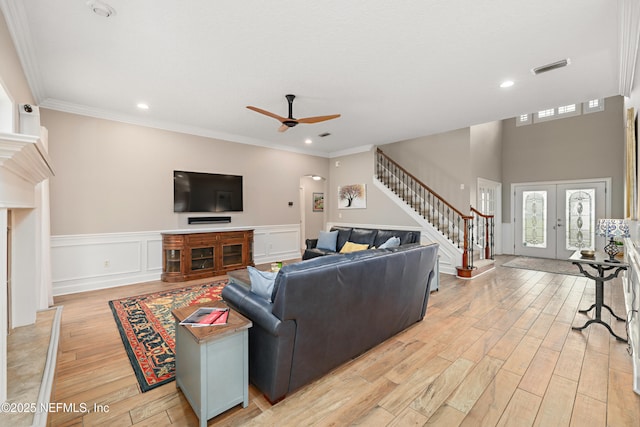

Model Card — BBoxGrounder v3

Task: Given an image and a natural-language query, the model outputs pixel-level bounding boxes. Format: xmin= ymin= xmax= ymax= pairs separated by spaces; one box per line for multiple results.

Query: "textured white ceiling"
xmin=1 ymin=0 xmax=623 ymax=157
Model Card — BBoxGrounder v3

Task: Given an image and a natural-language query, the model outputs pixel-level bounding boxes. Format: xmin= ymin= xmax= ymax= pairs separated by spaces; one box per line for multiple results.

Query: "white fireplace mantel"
xmin=0 ymin=129 xmax=54 ymax=404
xmin=0 ymin=131 xmax=54 ymax=184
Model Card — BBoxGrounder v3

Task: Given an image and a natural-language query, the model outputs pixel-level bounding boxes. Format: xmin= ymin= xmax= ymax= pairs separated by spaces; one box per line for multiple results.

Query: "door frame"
xmin=510 ymin=177 xmax=612 ymax=257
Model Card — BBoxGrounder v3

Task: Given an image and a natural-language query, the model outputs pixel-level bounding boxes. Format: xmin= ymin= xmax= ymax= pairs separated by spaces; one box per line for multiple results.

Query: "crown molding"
xmin=619 ymin=0 xmax=640 ymax=97
xmin=0 ymin=0 xmax=46 ymax=102
xmin=40 ymin=98 xmax=378 ymax=159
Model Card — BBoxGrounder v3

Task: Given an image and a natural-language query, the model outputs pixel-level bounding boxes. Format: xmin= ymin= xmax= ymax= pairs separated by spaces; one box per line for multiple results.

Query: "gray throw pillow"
xmin=379 ymin=236 xmax=401 ymax=249
xmin=248 ymin=266 xmax=277 ymax=302
xmin=317 ymin=230 xmax=339 ymax=251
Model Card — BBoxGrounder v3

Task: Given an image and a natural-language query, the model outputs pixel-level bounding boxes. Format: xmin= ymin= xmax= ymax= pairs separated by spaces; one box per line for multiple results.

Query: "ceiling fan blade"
xmin=246 ymin=106 xmax=287 ymax=123
xmin=278 ymin=123 xmax=290 ymax=132
xmin=296 ymin=114 xmax=341 ymax=124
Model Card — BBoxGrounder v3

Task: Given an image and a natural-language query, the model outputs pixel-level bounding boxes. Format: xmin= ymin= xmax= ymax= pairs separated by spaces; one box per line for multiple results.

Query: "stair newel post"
xmin=462 ymin=216 xmax=469 ymax=268
xmin=484 ymin=216 xmax=490 ymax=260
xmin=466 ymin=215 xmax=474 ymax=270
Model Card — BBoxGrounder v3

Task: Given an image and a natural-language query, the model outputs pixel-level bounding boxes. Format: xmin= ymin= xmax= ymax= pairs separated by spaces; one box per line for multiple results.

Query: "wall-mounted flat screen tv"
xmin=174 ymin=170 xmax=243 ymax=213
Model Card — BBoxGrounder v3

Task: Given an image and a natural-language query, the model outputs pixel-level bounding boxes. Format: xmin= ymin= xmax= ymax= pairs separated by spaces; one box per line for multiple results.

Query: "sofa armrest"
xmin=305 ymin=238 xmax=318 ymax=249
xmin=222 ymin=282 xmax=284 ymax=335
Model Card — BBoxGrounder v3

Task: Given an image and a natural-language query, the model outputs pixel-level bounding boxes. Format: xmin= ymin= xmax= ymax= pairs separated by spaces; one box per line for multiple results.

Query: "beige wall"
xmin=470 ymin=121 xmax=502 ymax=207
xmin=328 ymin=149 xmax=419 ymax=227
xmin=42 ymin=109 xmax=329 ymax=235
xmin=0 ymin=10 xmax=34 ymax=128
xmin=379 ymin=128 xmax=472 ymax=212
xmin=501 ymin=96 xmax=625 ymax=220
xmin=301 ymin=176 xmax=326 ymax=240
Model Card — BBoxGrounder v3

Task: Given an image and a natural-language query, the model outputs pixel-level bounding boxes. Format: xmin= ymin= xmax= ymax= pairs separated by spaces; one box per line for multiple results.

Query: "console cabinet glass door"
xmin=222 ymin=243 xmax=243 ymax=268
xmin=165 ymin=249 xmax=181 ymax=273
xmin=191 ymin=247 xmax=215 ymax=271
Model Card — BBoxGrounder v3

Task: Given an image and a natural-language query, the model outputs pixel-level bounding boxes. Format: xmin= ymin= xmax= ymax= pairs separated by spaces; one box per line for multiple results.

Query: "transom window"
xmin=516 ymin=99 xmax=604 ymax=126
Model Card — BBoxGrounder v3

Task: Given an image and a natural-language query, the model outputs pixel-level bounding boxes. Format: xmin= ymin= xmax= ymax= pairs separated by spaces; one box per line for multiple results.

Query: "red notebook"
xmin=199 ymin=309 xmax=229 ymax=325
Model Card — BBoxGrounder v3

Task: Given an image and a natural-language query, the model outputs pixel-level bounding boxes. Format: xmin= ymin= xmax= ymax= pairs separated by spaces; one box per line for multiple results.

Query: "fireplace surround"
xmin=0 ymin=128 xmax=54 ymax=403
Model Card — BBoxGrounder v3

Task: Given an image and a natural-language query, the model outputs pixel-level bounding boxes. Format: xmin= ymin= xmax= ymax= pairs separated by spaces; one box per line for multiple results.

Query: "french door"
xmin=514 ymin=181 xmax=607 ymax=259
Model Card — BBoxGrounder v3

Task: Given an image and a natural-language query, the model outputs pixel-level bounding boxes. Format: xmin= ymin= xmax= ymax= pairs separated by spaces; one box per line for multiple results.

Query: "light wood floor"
xmin=47 ymin=256 xmax=640 ymax=426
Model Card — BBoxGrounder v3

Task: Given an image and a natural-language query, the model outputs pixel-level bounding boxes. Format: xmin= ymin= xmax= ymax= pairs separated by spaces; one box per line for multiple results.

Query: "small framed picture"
xmin=313 ymin=192 xmax=324 ymax=212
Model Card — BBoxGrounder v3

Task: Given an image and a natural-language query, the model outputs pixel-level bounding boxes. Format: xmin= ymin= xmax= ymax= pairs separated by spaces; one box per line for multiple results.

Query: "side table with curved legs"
xmin=570 ymin=250 xmax=628 ymax=342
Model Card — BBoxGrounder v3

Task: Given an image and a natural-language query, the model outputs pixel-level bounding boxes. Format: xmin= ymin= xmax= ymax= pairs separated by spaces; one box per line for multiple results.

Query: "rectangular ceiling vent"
xmin=318 ymin=132 xmax=331 ymax=137
xmin=532 ymin=59 xmax=569 ymax=75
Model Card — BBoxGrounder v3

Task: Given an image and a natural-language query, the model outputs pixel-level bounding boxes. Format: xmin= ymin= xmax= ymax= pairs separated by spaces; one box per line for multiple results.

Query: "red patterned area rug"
xmin=108 ymin=280 xmax=226 ymax=392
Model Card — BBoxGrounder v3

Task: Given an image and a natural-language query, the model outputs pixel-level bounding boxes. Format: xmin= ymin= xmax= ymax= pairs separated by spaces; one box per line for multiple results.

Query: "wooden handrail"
xmin=470 ymin=206 xmax=494 ymax=220
xmin=377 ymin=148 xmax=471 ymax=220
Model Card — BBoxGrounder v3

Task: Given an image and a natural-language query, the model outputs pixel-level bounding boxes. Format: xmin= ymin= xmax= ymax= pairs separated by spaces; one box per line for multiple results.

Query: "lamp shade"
xmin=596 ymin=219 xmax=630 ymax=238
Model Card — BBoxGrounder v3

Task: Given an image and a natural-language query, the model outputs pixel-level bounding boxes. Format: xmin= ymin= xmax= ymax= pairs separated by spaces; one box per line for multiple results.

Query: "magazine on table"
xmin=180 ymin=307 xmax=229 ymax=326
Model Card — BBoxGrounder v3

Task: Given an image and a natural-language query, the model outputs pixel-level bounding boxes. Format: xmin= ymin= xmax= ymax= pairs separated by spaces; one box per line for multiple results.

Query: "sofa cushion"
xmin=330 ymin=226 xmax=353 ymax=251
xmin=248 ymin=266 xmax=278 ymax=302
xmin=316 ymin=230 xmax=339 ymax=251
xmin=349 ymin=228 xmax=378 ymax=248
xmin=379 ymin=236 xmax=401 ymax=249
xmin=373 ymin=229 xmax=415 ymax=247
xmin=339 ymin=241 xmax=369 ymax=253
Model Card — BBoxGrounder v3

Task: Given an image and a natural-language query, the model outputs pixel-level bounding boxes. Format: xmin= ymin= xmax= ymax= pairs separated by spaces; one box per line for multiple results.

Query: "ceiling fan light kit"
xmin=247 ymin=94 xmax=341 ymax=133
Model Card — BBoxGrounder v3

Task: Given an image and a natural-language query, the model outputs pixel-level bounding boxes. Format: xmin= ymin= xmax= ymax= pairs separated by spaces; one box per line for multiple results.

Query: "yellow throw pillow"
xmin=339 ymin=241 xmax=369 ymax=254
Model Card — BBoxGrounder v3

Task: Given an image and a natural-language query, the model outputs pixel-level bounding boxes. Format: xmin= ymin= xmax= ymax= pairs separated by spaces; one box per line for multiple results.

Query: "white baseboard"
xmin=51 ymin=224 xmax=301 ymax=296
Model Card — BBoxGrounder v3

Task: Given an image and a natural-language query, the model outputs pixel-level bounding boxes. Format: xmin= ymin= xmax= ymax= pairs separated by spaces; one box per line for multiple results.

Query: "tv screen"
xmin=174 ymin=171 xmax=243 ymax=213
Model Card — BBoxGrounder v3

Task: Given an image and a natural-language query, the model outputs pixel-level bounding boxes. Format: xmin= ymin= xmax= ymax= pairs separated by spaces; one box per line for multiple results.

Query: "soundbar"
xmin=188 ymin=216 xmax=231 ymax=224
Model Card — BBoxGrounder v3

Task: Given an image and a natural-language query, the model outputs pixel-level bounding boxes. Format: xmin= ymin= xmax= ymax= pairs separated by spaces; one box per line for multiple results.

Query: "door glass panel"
xmin=566 ymin=189 xmax=595 ymax=251
xmin=523 ymin=191 xmax=547 ymax=248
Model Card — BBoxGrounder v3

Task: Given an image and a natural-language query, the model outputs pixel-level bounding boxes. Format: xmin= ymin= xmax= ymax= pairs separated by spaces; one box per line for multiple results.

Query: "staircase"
xmin=375 ymin=148 xmax=494 ymax=278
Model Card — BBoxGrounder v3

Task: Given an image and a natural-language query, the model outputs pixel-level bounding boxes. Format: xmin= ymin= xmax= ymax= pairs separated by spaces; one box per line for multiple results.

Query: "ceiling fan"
xmin=246 ymin=94 xmax=341 ymax=132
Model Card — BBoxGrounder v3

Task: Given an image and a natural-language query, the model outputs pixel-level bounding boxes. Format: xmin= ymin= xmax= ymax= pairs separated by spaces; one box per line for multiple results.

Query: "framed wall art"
xmin=313 ymin=192 xmax=324 ymax=212
xmin=338 ymin=184 xmax=366 ymax=209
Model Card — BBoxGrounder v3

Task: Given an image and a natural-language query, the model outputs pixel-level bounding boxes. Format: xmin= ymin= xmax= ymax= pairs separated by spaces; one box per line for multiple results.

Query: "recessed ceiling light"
xmin=87 ymin=0 xmax=116 ymax=18
xmin=304 ymin=138 xmax=312 ymax=144
xmin=500 ymin=80 xmax=514 ymax=88
xmin=312 ymin=175 xmax=322 ymax=181
xmin=137 ymin=103 xmax=149 ymax=110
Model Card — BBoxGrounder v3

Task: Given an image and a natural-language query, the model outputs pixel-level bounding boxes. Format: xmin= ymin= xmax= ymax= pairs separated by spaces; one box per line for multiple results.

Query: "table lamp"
xmin=596 ymin=219 xmax=630 ymax=263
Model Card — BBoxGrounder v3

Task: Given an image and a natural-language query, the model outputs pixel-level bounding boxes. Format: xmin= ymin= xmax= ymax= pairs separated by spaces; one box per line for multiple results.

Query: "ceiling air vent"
xmin=318 ymin=132 xmax=331 ymax=138
xmin=532 ymin=59 xmax=569 ymax=75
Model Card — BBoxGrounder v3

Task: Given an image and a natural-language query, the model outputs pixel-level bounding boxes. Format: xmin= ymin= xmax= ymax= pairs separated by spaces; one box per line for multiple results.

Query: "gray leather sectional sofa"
xmin=303 ymin=226 xmax=421 ymax=260
xmin=221 ymin=242 xmax=439 ymax=403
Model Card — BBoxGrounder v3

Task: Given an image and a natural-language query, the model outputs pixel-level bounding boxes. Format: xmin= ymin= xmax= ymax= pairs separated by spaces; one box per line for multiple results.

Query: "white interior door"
xmin=514 ymin=181 xmax=607 ymax=259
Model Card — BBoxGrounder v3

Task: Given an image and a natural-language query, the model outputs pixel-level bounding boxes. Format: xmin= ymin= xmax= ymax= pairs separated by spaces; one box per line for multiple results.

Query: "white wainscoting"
xmin=623 ymin=237 xmax=640 ymax=395
xmin=51 ymin=224 xmax=301 ymax=296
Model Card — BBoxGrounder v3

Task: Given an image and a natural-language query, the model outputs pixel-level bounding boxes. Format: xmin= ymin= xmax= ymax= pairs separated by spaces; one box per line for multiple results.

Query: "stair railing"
xmin=470 ymin=207 xmax=495 ymax=262
xmin=376 ymin=148 xmax=475 ymax=270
